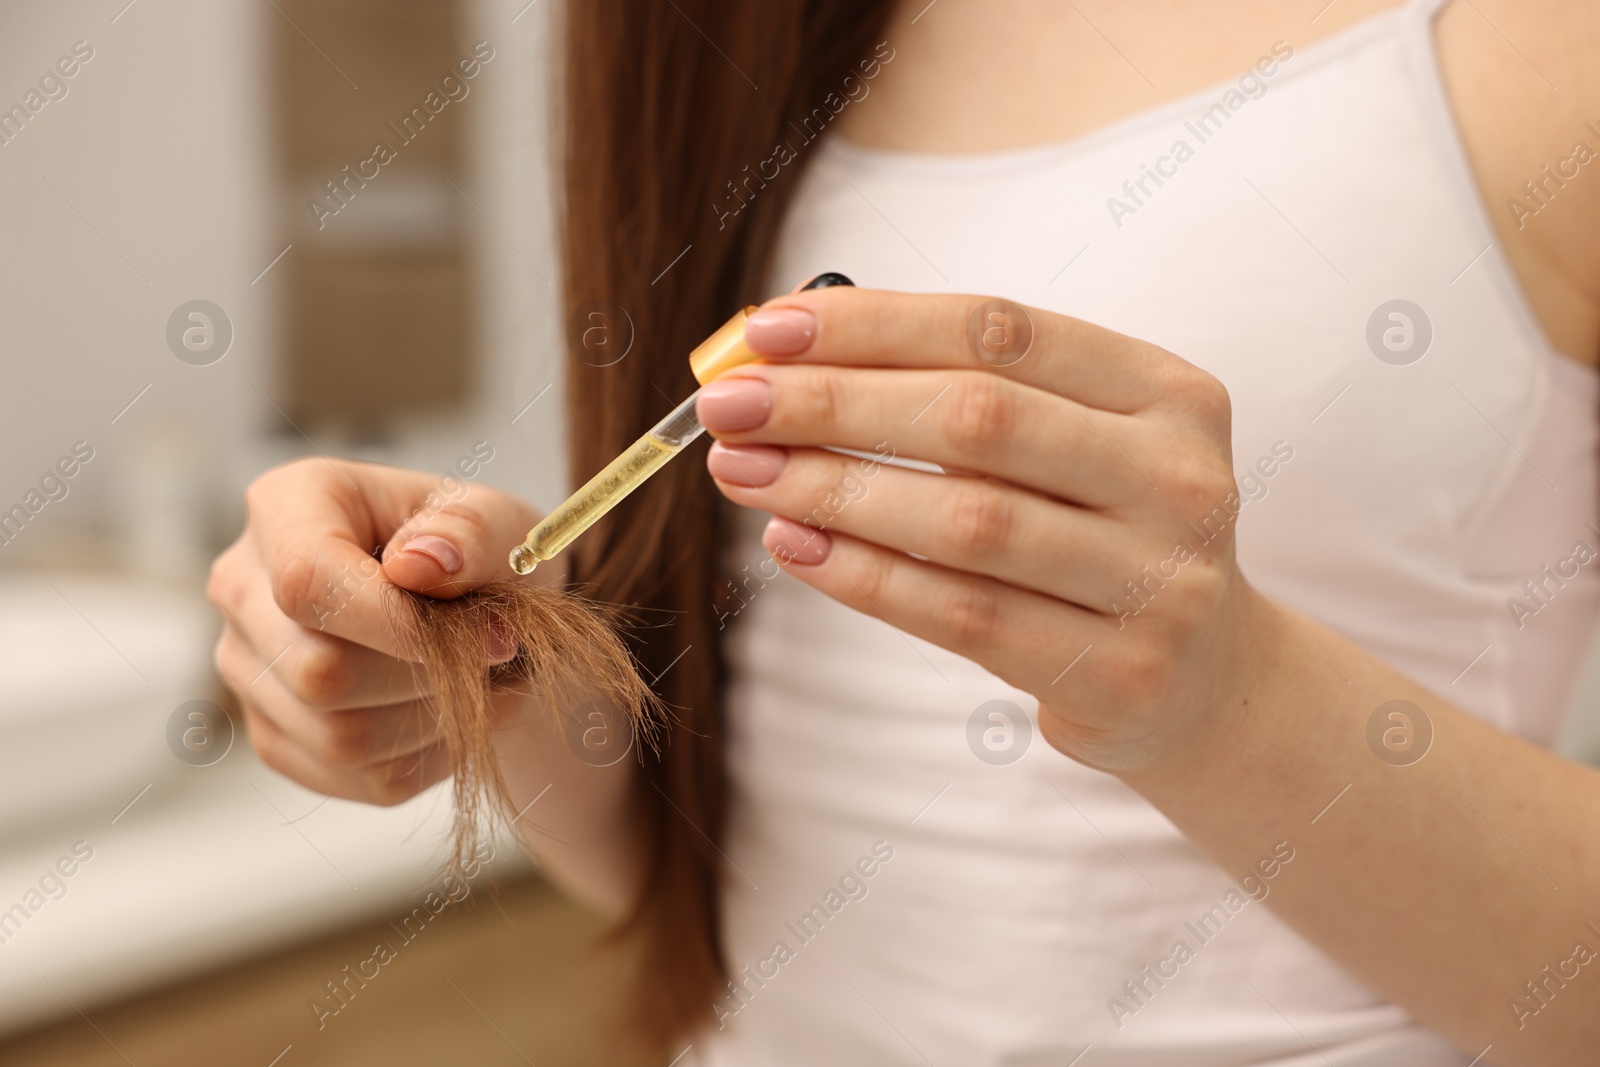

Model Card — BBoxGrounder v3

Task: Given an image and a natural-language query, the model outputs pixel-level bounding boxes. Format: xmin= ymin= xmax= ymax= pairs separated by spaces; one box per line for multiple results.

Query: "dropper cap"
xmin=688 ymin=307 xmax=761 ymax=385
xmin=687 ymin=273 xmax=854 ymax=385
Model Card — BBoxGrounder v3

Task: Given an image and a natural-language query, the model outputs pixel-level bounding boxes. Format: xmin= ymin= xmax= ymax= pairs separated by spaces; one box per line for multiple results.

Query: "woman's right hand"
xmin=207 ymin=456 xmax=543 ymax=805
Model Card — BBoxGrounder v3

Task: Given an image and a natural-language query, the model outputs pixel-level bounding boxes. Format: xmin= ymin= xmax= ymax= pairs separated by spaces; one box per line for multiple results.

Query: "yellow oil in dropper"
xmin=509 ymin=397 xmax=699 ymax=574
xmin=508 ymin=275 xmax=851 ymax=575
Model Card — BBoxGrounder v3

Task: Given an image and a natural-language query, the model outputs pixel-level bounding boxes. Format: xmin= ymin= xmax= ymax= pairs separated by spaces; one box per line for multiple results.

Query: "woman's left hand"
xmin=701 ymin=288 xmax=1600 ymax=1064
xmin=698 ymin=287 xmax=1276 ymax=777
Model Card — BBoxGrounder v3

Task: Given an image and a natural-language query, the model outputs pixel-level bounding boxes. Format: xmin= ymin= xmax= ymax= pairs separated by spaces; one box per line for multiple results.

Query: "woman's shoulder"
xmin=1437 ymin=0 xmax=1600 ymax=363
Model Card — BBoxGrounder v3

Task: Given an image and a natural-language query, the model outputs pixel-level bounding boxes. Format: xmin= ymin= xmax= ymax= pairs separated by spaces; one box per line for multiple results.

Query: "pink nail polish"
xmin=707 ymin=443 xmax=787 ymax=487
xmin=697 ymin=378 xmax=773 ymax=431
xmin=744 ymin=308 xmax=816 ymax=356
xmin=763 ymin=516 xmax=831 ymax=565
xmin=400 ymin=535 xmax=464 ymax=574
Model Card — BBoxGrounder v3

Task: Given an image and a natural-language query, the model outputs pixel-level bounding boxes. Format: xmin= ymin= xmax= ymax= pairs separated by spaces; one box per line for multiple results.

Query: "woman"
xmin=208 ymin=0 xmax=1600 ymax=1062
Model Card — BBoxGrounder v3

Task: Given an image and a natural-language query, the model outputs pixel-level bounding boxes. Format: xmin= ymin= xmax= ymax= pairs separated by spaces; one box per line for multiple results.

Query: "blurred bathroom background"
xmin=0 ymin=0 xmax=650 ymax=1063
xmin=2 ymin=2 xmax=1600 ymax=1065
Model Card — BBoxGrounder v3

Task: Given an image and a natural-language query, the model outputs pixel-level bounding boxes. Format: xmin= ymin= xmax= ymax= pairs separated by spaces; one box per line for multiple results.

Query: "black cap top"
xmin=801 ymin=272 xmax=855 ymax=290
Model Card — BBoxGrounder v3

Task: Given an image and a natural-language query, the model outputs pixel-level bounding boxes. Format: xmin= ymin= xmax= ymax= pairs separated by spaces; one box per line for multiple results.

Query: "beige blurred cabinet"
xmin=275 ymin=0 xmax=474 ymax=431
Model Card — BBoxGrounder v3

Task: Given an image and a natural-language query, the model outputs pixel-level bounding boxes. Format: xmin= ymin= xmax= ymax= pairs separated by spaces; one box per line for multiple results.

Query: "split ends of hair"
xmin=386 ymin=580 xmax=664 ymax=881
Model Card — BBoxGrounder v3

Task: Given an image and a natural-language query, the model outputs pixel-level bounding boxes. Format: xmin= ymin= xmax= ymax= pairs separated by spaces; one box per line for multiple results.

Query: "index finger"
xmin=747 ymin=287 xmax=1170 ymax=414
xmin=247 ymin=459 xmax=432 ymax=660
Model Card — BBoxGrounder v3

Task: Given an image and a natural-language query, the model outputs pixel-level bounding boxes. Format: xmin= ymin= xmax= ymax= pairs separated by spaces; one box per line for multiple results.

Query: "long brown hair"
xmin=557 ymin=0 xmax=894 ymax=1048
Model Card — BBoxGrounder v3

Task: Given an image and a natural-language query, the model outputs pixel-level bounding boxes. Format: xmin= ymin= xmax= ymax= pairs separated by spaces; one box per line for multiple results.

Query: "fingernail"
xmin=789 ymin=274 xmax=821 ymax=294
xmin=707 ymin=443 xmax=787 ymax=487
xmin=744 ymin=308 xmax=816 ymax=356
xmin=763 ymin=516 xmax=831 ymax=566
xmin=697 ymin=378 xmax=773 ymax=431
xmin=399 ymin=535 xmax=463 ymax=575
xmin=485 ymin=622 xmax=517 ymax=664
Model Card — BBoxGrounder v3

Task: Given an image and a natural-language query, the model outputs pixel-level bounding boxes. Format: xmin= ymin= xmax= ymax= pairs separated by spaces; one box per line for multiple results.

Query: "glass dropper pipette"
xmin=509 ymin=274 xmax=853 ymax=575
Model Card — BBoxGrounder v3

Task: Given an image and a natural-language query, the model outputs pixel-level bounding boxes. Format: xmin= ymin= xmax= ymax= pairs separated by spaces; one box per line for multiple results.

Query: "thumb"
xmin=379 ymin=484 xmax=540 ymax=600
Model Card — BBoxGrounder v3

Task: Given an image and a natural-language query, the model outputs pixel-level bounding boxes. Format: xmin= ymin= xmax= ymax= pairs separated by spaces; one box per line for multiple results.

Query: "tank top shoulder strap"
xmin=1405 ymin=0 xmax=1452 ymax=17
xmin=1393 ymin=0 xmax=1565 ymax=366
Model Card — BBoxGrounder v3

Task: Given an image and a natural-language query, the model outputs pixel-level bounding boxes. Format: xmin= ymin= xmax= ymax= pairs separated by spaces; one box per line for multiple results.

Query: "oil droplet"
xmin=509 ymin=544 xmax=538 ymax=575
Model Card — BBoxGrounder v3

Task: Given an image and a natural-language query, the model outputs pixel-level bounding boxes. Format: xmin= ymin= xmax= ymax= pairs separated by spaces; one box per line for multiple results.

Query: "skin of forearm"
xmin=489 ymin=685 xmax=646 ymax=919
xmin=1118 ymin=586 xmax=1600 ymax=1065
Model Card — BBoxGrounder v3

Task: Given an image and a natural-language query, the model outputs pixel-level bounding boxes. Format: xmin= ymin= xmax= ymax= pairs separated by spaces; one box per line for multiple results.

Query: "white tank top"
xmin=699 ymin=2 xmax=1600 ymax=1063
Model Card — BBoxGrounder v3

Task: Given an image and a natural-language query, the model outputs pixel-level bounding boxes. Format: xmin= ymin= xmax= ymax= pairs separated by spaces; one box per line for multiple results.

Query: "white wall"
xmin=0 ymin=0 xmax=276 ymax=575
